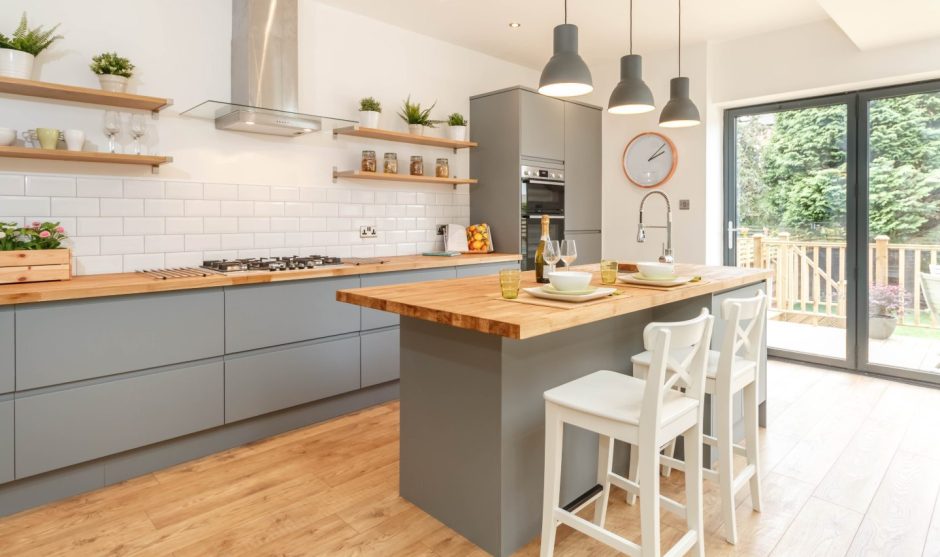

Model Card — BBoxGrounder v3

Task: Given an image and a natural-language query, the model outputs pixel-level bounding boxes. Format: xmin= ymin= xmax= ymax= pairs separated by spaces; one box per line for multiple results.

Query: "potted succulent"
xmin=0 ymin=221 xmax=70 ymax=284
xmin=399 ymin=96 xmax=437 ymax=136
xmin=0 ymin=13 xmax=62 ymax=80
xmin=446 ymin=112 xmax=469 ymax=141
xmin=868 ymin=284 xmax=909 ymax=340
xmin=90 ymin=52 xmax=135 ymax=93
xmin=358 ymin=97 xmax=381 ymax=128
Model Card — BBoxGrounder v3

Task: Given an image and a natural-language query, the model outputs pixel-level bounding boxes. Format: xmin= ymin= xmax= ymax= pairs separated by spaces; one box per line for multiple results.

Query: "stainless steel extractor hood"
xmin=182 ymin=0 xmax=354 ymax=136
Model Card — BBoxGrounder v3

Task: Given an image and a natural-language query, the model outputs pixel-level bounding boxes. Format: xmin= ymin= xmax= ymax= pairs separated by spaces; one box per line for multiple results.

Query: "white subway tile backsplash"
xmin=349 ymin=244 xmax=375 ymax=257
xmin=238 ymin=249 xmax=270 ymax=259
xmin=0 ymin=175 xmax=25 ymax=196
xmin=311 ymin=203 xmax=338 ymax=217
xmin=77 ymin=178 xmax=123 ymax=198
xmin=363 ymin=205 xmax=386 ymax=217
xmin=338 ymin=204 xmax=362 ymax=217
xmin=386 ymin=205 xmax=405 ymax=217
xmin=326 ymin=218 xmax=351 ymax=231
xmin=270 ymin=217 xmax=300 ymax=232
xmin=298 ymin=187 xmax=326 ymax=202
xmin=184 ymin=234 xmax=221 ymax=251
xmin=165 ymin=251 xmax=203 ymax=267
xmin=124 ymin=253 xmax=164 ymax=272
xmin=1 ymin=196 xmax=50 ymax=216
xmin=204 ymin=183 xmax=238 ymax=200
xmin=203 ymin=217 xmax=238 ymax=233
xmin=254 ymin=202 xmax=284 ymax=217
xmin=145 ymin=199 xmax=184 ymax=217
xmin=374 ymin=191 xmax=395 ymax=204
xmin=77 ymin=217 xmax=123 ymax=236
xmin=220 ymin=200 xmax=253 ymax=216
xmin=397 ymin=192 xmax=416 ymax=205
xmin=313 ymin=231 xmax=338 ymax=245
xmin=270 ymin=186 xmax=299 ymax=201
xmin=238 ymin=217 xmax=270 ymax=233
xmin=101 ymin=236 xmax=145 ymax=255
xmin=327 ymin=189 xmax=351 ymax=203
xmin=238 ymin=184 xmax=269 ymax=201
xmin=26 ymin=176 xmax=75 ymax=197
xmin=52 ymin=197 xmax=99 ymax=217
xmin=406 ymin=205 xmax=425 ymax=217
xmin=284 ymin=232 xmax=313 ymax=246
xmin=396 ymin=243 xmax=417 ymax=255
xmin=68 ymin=236 xmax=100 ymax=256
xmin=166 ymin=181 xmax=204 ymax=200
xmin=100 ymin=198 xmax=144 ymax=217
xmin=284 ymin=202 xmax=313 ymax=217
xmin=350 ymin=190 xmax=374 ymax=204
xmin=406 ymin=229 xmax=426 ymax=242
xmin=299 ymin=217 xmax=326 ymax=231
xmin=124 ymin=180 xmax=165 ymax=199
xmin=124 ymin=217 xmax=165 ymax=235
xmin=145 ymin=235 xmax=184 ymax=253
xmin=166 ymin=217 xmax=204 ymax=234
xmin=184 ymin=199 xmax=220 ymax=217
xmin=374 ymin=244 xmax=396 ymax=257
xmin=221 ymin=233 xmax=254 ymax=250
xmin=254 ymin=233 xmax=285 ymax=249
xmin=75 ymin=255 xmax=123 ymax=275
xmin=204 ymin=250 xmax=239 ymax=261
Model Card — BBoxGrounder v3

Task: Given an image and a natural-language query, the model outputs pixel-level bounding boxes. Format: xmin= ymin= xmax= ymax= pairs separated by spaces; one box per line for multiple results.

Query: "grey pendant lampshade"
xmin=539 ymin=23 xmax=594 ymax=97
xmin=608 ymin=54 xmax=654 ymax=114
xmin=659 ymin=76 xmax=700 ymax=127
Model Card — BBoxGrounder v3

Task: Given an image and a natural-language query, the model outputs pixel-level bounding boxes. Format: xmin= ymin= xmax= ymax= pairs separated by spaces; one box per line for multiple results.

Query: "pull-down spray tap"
xmin=637 ymin=191 xmax=674 ymax=263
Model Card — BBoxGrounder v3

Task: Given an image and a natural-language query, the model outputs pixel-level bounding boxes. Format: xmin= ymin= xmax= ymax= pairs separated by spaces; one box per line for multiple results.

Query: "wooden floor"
xmin=2 ymin=359 xmax=940 ymax=556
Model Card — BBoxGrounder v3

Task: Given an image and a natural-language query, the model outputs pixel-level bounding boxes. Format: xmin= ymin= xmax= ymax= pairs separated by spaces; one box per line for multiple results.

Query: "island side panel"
xmin=399 ymin=316 xmax=504 ymax=556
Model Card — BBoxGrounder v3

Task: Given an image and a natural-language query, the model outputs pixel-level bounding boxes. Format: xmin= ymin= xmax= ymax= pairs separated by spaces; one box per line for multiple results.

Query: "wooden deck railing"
xmin=736 ymin=233 xmax=940 ymax=328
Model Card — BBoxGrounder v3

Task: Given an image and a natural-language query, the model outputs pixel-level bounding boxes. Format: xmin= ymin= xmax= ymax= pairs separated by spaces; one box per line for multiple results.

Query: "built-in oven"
xmin=521 ymin=164 xmax=565 ymax=271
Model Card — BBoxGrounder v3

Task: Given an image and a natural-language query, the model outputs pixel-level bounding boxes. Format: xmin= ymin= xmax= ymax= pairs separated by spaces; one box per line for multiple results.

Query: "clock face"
xmin=622 ymin=132 xmax=677 ymax=188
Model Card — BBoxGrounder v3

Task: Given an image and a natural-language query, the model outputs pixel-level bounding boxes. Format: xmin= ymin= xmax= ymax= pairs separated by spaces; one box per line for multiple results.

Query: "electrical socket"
xmin=436 ymin=225 xmax=447 ymax=236
xmin=359 ymin=225 xmax=377 ymax=239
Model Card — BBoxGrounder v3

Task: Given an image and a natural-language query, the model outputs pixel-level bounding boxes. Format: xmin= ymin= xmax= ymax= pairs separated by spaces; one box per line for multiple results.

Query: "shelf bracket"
xmin=332 ymin=166 xmax=338 ymax=184
xmin=152 ymin=99 xmax=173 ymax=120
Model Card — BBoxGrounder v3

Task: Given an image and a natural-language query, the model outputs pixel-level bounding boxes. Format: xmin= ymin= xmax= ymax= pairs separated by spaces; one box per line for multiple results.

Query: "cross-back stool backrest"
xmin=715 ymin=291 xmax=767 ymax=386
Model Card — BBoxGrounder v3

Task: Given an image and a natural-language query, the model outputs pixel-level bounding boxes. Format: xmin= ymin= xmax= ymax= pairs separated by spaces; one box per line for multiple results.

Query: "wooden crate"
xmin=0 ymin=248 xmax=71 ymax=285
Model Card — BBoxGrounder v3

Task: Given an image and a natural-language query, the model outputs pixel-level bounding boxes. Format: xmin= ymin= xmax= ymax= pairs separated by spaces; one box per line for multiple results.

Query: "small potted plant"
xmin=0 ymin=221 xmax=70 ymax=284
xmin=446 ymin=112 xmax=469 ymax=141
xmin=90 ymin=52 xmax=135 ymax=93
xmin=0 ymin=13 xmax=62 ymax=80
xmin=869 ymin=284 xmax=909 ymax=340
xmin=358 ymin=97 xmax=381 ymax=129
xmin=398 ymin=96 xmax=437 ymax=136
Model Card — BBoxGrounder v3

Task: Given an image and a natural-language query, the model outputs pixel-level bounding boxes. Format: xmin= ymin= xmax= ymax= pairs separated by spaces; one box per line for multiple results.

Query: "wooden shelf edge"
xmin=332 ymin=169 xmax=477 ymax=185
xmin=0 ymin=76 xmax=172 ymax=113
xmin=0 ymin=146 xmax=172 ymax=171
xmin=333 ymin=125 xmax=478 ymax=150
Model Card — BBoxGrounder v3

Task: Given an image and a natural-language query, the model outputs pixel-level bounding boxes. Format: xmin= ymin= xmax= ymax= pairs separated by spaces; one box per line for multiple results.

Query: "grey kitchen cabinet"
xmin=0 ymin=307 xmax=12 ymax=394
xmin=16 ymin=290 xmax=224 ymax=391
xmin=224 ymin=335 xmax=361 ymax=423
xmin=361 ymin=328 xmax=400 ymax=388
xmin=225 ymin=276 xmax=361 ymax=353
xmin=15 ymin=360 xmax=224 ymax=478
xmin=360 ymin=268 xmax=455 ymax=330
xmin=0 ymin=400 xmax=11 ymax=484
xmin=455 ymin=262 xmax=518 ymax=278
xmin=520 ymin=90 xmax=565 ymax=161
xmin=564 ymin=231 xmax=602 ymax=265
xmin=564 ymin=102 xmax=602 ymax=231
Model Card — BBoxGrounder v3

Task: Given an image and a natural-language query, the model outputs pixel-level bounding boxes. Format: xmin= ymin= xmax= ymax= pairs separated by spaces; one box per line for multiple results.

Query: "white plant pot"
xmin=97 ymin=74 xmax=128 ymax=93
xmin=447 ymin=125 xmax=468 ymax=142
xmin=358 ymin=110 xmax=380 ymax=129
xmin=0 ymin=49 xmax=35 ymax=79
xmin=408 ymin=124 xmax=425 ymax=136
xmin=868 ymin=315 xmax=897 ymax=340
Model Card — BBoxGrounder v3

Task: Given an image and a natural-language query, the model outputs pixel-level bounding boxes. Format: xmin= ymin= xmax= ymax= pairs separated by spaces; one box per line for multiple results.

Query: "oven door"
xmin=522 ymin=179 xmax=565 ymax=216
xmin=521 ymin=215 xmax=565 ymax=271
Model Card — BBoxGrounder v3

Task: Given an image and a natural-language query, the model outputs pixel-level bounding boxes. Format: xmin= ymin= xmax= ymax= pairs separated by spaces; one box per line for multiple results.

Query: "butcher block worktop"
xmin=337 ymin=264 xmax=772 ymax=339
xmin=0 ymin=253 xmax=521 ymax=306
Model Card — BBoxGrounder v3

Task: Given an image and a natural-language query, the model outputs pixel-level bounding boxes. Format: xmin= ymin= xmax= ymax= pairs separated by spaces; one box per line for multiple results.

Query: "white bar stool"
xmin=540 ymin=309 xmax=714 ymax=557
xmin=629 ymin=291 xmax=767 ymax=545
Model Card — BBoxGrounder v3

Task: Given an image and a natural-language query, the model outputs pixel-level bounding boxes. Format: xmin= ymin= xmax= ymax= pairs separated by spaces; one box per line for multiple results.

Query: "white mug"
xmin=64 ymin=129 xmax=85 ymax=152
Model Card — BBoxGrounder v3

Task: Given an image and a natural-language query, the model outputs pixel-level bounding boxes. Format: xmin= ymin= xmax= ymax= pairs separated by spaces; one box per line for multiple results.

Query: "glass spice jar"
xmin=383 ymin=152 xmax=398 ymax=174
xmin=361 ymin=150 xmax=376 ymax=173
xmin=435 ymin=158 xmax=450 ymax=178
xmin=410 ymin=155 xmax=424 ymax=176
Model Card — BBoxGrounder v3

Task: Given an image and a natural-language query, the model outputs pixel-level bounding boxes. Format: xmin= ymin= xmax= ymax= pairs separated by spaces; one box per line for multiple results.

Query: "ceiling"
xmin=818 ymin=0 xmax=940 ymax=50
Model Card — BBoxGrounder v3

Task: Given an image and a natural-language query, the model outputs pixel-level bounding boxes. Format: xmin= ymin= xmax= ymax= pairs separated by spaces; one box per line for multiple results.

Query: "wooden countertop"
xmin=337 ymin=264 xmax=772 ymax=339
xmin=0 ymin=253 xmax=521 ymax=306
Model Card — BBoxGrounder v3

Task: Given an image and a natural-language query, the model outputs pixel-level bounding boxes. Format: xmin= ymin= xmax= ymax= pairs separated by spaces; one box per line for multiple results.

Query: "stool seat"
xmin=631 ymin=348 xmax=757 ymax=391
xmin=544 ymin=370 xmax=698 ymax=427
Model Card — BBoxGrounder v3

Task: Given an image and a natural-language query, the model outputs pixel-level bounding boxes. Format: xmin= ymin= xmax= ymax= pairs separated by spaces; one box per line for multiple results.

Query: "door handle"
xmin=526 ymin=214 xmax=565 ymax=219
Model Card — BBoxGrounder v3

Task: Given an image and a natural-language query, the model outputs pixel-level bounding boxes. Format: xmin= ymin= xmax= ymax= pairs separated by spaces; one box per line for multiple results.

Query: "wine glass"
xmin=103 ymin=111 xmax=120 ymax=153
xmin=130 ymin=114 xmax=146 ymax=155
xmin=543 ymin=240 xmax=561 ymax=274
xmin=560 ymin=239 xmax=578 ymax=270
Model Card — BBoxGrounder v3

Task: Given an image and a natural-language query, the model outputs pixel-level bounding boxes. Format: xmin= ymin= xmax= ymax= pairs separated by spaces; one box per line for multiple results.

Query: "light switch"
xmin=679 ymin=199 xmax=690 ymax=210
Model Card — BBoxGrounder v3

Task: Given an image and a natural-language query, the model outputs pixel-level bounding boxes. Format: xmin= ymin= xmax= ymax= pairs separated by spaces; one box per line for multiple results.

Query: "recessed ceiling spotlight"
xmin=509 ymin=22 xmax=521 ymax=28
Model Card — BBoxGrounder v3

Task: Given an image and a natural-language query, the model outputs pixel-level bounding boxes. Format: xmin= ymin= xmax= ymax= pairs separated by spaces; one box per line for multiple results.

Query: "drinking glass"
xmin=600 ymin=259 xmax=619 ymax=285
xmin=499 ymin=268 xmax=521 ymax=299
xmin=543 ymin=240 xmax=561 ymax=274
xmin=560 ymin=239 xmax=578 ymax=270
xmin=130 ymin=114 xmax=146 ymax=155
xmin=103 ymin=111 xmax=120 ymax=153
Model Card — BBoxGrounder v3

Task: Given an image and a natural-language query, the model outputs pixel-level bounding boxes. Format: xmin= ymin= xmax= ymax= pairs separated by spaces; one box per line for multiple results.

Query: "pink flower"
xmin=56 ymin=226 xmax=65 ymax=233
xmin=31 ymin=221 xmax=41 ymax=228
xmin=39 ymin=230 xmax=50 ymax=238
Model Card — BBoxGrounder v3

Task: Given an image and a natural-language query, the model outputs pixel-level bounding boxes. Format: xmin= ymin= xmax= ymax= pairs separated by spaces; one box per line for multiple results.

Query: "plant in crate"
xmin=358 ymin=96 xmax=382 ymax=128
xmin=90 ymin=52 xmax=135 ymax=93
xmin=0 ymin=221 xmax=71 ymax=284
xmin=398 ymin=96 xmax=438 ymax=135
xmin=446 ymin=112 xmax=469 ymax=141
xmin=0 ymin=12 xmax=62 ymax=79
xmin=868 ymin=284 xmax=909 ymax=340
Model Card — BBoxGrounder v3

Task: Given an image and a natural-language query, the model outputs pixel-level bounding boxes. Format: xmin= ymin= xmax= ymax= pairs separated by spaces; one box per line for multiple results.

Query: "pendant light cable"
xmin=677 ymin=0 xmax=682 ymax=77
xmin=629 ymin=0 xmax=633 ymax=54
xmin=565 ymin=0 xmax=568 ymax=24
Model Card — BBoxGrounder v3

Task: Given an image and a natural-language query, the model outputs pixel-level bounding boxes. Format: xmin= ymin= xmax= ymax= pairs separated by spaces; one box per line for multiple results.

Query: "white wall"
xmin=0 ymin=1 xmax=537 ymax=273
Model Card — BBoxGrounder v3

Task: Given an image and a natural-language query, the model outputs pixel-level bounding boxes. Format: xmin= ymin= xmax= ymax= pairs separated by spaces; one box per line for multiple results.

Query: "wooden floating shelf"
xmin=0 ymin=76 xmax=172 ymax=114
xmin=333 ymin=126 xmax=477 ymax=151
xmin=0 ymin=146 xmax=173 ymax=173
xmin=332 ymin=169 xmax=477 ymax=185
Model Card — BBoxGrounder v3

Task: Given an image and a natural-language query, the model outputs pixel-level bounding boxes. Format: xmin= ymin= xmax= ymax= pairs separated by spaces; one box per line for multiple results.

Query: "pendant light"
xmin=659 ymin=0 xmax=700 ymax=127
xmin=538 ymin=0 xmax=593 ymax=97
xmin=608 ymin=0 xmax=654 ymax=114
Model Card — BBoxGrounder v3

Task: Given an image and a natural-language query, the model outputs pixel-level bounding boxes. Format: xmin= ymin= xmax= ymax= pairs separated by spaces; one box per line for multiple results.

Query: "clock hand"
xmin=647 ymin=143 xmax=666 ymax=162
xmin=649 ymin=150 xmax=667 ymax=162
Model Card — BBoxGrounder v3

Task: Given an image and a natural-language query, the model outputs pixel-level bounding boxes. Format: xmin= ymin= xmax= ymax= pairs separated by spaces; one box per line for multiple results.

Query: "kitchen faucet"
xmin=636 ymin=191 xmax=674 ymax=263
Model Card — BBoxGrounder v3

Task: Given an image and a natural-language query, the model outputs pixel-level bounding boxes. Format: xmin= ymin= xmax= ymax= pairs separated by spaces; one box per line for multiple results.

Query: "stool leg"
xmin=540 ymin=405 xmax=564 ymax=557
xmin=626 ymin=443 xmax=639 ymax=505
xmin=661 ymin=438 xmax=677 ymax=477
xmin=744 ymin=381 xmax=763 ymax=512
xmin=639 ymin=442 xmax=662 ymax=557
xmin=716 ymin=389 xmax=738 ymax=545
xmin=594 ymin=435 xmax=613 ymax=527
xmin=684 ymin=423 xmax=705 ymax=557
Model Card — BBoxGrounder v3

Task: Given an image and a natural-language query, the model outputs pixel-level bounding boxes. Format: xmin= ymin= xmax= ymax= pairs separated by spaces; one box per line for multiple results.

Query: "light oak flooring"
xmin=2 ymin=359 xmax=940 ymax=556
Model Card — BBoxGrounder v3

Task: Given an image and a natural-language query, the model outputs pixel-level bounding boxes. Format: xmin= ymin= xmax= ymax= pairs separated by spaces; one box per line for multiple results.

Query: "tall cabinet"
xmin=470 ymin=86 xmax=602 ymax=265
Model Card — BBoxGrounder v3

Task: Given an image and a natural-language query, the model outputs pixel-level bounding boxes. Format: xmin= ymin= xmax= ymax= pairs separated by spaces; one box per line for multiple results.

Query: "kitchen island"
xmin=337 ymin=264 xmax=772 ymax=557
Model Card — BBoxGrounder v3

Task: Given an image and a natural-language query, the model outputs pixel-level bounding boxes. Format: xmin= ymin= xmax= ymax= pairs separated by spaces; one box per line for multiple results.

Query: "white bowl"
xmin=548 ymin=271 xmax=592 ymax=292
xmin=0 ymin=128 xmax=15 ymax=146
xmin=637 ymin=261 xmax=676 ymax=279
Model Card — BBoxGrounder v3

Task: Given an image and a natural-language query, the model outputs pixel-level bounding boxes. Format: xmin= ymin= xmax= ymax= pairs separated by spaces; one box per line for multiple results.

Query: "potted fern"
xmin=399 ymin=96 xmax=437 ymax=136
xmin=0 ymin=13 xmax=62 ymax=80
xmin=90 ymin=52 xmax=135 ymax=93
xmin=446 ymin=112 xmax=468 ymax=141
xmin=358 ymin=97 xmax=381 ymax=128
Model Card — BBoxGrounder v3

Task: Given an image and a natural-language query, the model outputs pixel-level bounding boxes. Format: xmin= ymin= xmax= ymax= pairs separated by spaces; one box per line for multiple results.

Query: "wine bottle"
xmin=535 ymin=215 xmax=551 ymax=284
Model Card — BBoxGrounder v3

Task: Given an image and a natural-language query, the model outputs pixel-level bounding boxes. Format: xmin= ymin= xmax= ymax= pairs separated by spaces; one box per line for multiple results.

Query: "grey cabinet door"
xmin=564 ymin=231 xmax=602 ymax=265
xmin=225 ymin=276 xmax=361 ymax=353
xmin=360 ymin=268 xmax=455 ymax=330
xmin=0 ymin=400 xmax=11 ymax=484
xmin=455 ymin=262 xmax=518 ymax=278
xmin=224 ymin=335 xmax=361 ymax=423
xmin=520 ymin=90 xmax=565 ymax=161
xmin=564 ymin=102 xmax=602 ymax=231
xmin=361 ymin=328 xmax=400 ymax=388
xmin=16 ymin=290 xmax=225 ymax=391
xmin=15 ymin=360 xmax=224 ymax=478
xmin=0 ymin=307 xmax=12 ymax=394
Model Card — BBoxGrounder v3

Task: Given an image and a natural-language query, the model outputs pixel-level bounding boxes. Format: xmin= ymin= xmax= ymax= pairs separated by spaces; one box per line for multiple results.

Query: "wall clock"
xmin=622 ymin=132 xmax=678 ymax=188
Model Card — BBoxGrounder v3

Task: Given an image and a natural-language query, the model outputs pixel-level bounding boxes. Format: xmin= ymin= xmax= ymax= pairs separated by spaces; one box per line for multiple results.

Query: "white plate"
xmin=618 ymin=274 xmax=694 ymax=287
xmin=633 ymin=272 xmax=678 ymax=282
xmin=523 ymin=286 xmax=616 ymax=303
xmin=541 ymin=284 xmax=598 ymax=296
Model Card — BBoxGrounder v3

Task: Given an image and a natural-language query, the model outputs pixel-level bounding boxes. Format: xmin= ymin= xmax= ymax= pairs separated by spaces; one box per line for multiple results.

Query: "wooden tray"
xmin=0 ymin=248 xmax=71 ymax=284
